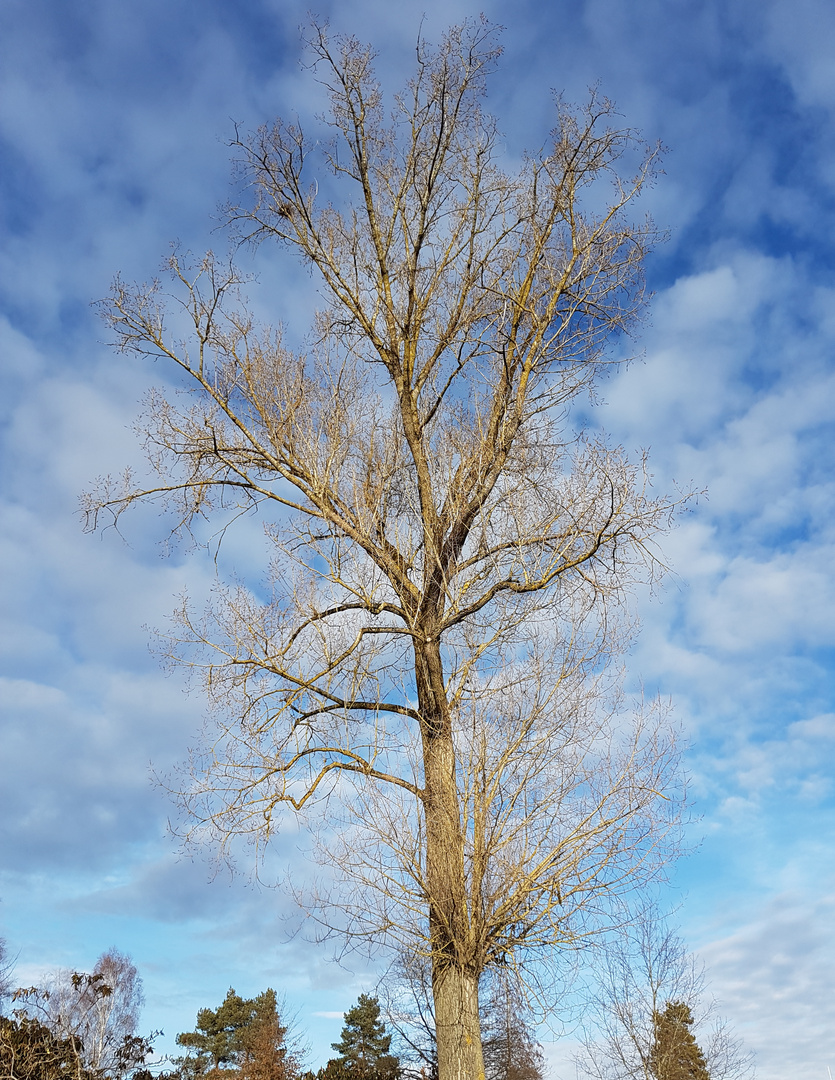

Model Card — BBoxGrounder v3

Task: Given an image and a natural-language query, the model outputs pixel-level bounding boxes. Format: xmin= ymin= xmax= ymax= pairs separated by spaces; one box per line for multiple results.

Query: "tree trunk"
xmin=415 ymin=639 xmax=486 ymax=1080
xmin=433 ymin=963 xmax=485 ymax=1080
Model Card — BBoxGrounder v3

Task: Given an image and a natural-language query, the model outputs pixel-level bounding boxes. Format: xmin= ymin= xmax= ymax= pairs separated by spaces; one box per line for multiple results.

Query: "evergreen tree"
xmin=240 ymin=1009 xmax=300 ymax=1080
xmin=649 ymin=1002 xmax=710 ymax=1080
xmin=175 ymin=987 xmax=291 ymax=1076
xmin=314 ymin=1061 xmax=352 ymax=1080
xmin=326 ymin=996 xmax=399 ymax=1080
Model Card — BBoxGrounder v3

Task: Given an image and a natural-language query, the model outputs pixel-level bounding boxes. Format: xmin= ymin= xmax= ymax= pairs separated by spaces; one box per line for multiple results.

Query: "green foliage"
xmin=314 ymin=1061 xmax=352 ymax=1080
xmin=650 ymin=1002 xmax=710 ymax=1080
xmin=324 ymin=996 xmax=399 ymax=1080
xmin=173 ymin=987 xmax=297 ymax=1079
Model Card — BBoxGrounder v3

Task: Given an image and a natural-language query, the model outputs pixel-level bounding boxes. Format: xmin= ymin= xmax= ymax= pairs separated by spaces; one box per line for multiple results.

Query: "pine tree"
xmin=175 ymin=987 xmax=291 ymax=1076
xmin=326 ymin=995 xmax=400 ymax=1080
xmin=240 ymin=1007 xmax=301 ymax=1080
xmin=649 ymin=1002 xmax=710 ymax=1080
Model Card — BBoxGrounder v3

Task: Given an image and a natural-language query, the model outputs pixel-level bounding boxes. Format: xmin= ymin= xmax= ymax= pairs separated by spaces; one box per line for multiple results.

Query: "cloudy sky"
xmin=1 ymin=0 xmax=834 ymax=1075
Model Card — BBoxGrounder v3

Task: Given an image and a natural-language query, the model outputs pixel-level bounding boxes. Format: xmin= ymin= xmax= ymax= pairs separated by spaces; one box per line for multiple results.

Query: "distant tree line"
xmin=0 ymin=937 xmax=543 ymax=1080
xmin=0 ymin=931 xmax=743 ymax=1079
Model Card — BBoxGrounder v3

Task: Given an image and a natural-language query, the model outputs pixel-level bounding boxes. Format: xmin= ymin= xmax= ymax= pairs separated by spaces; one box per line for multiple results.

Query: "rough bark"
xmin=433 ymin=967 xmax=484 ymax=1080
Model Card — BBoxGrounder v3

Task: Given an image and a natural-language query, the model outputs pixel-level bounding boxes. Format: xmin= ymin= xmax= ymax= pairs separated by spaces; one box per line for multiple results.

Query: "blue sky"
xmin=1 ymin=0 xmax=834 ymax=1075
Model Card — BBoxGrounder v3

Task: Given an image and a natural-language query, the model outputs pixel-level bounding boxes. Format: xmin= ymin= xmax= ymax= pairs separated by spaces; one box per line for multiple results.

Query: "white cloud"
xmin=699 ymin=890 xmax=835 ymax=1080
xmin=762 ymin=0 xmax=835 ymax=110
xmin=1 ymin=0 xmax=834 ymax=1071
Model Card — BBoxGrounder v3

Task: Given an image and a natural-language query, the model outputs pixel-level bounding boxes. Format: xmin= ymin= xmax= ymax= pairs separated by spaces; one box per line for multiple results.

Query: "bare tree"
xmin=85 ymin=20 xmax=683 ymax=1080
xmin=32 ymin=949 xmax=145 ymax=1078
xmin=575 ymin=904 xmax=754 ymax=1080
xmin=479 ymin=972 xmax=545 ymax=1080
xmin=378 ymin=951 xmax=438 ymax=1080
xmin=0 ymin=937 xmax=14 ymax=1011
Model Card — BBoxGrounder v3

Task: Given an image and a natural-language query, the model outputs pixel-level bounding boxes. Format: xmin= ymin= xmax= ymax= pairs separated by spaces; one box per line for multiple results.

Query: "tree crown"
xmin=329 ymin=995 xmax=399 ymax=1080
xmin=87 ymin=18 xmax=684 ymax=1079
xmin=176 ymin=987 xmax=283 ymax=1070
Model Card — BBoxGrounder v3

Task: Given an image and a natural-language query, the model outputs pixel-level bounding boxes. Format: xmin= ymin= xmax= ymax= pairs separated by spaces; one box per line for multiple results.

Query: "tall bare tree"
xmin=9 ymin=950 xmax=151 ymax=1080
xmin=86 ymin=20 xmax=683 ymax=1080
